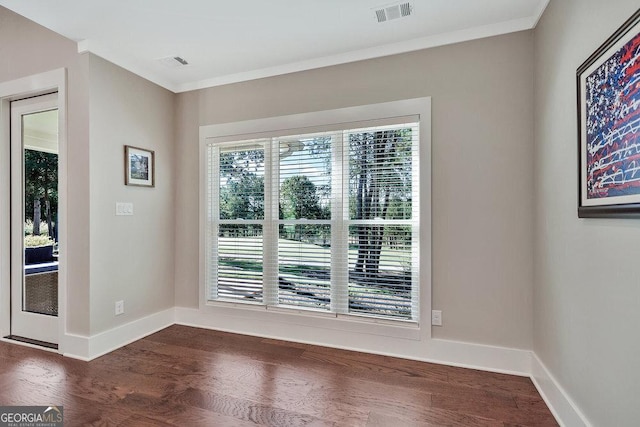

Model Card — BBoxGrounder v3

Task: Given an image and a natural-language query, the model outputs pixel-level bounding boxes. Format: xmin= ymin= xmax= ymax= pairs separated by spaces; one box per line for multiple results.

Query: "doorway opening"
xmin=9 ymin=94 xmax=60 ymax=346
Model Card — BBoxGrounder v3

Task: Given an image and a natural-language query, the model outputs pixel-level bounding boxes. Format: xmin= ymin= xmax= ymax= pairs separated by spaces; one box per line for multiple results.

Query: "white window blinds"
xmin=277 ymin=133 xmax=334 ymax=311
xmin=346 ymin=126 xmax=417 ymax=319
xmin=209 ymin=144 xmax=266 ymax=303
xmin=206 ymin=121 xmax=419 ymax=321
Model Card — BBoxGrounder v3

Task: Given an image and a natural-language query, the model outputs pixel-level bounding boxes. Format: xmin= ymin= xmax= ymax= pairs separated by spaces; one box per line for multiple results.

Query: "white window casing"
xmin=200 ymin=98 xmax=431 ymax=334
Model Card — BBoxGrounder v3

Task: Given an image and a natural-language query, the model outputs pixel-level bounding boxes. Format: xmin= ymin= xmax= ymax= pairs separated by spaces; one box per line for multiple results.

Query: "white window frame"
xmin=199 ymin=98 xmax=431 ymax=336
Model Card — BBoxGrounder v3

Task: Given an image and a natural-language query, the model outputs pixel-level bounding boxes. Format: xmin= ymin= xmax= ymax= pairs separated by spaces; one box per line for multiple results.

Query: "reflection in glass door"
xmin=10 ymin=93 xmax=59 ymax=345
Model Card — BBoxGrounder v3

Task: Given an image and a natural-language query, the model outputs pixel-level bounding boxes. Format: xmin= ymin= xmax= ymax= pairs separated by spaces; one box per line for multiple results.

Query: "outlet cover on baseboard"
xmin=431 ymin=310 xmax=442 ymax=326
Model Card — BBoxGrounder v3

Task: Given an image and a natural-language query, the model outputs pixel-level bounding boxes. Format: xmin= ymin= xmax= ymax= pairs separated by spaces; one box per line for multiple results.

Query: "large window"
xmin=204 ymin=106 xmax=424 ymax=323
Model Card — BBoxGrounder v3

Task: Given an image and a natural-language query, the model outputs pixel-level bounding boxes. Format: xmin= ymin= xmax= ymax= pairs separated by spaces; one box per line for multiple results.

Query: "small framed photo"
xmin=577 ymin=9 xmax=640 ymax=218
xmin=124 ymin=145 xmax=155 ymax=187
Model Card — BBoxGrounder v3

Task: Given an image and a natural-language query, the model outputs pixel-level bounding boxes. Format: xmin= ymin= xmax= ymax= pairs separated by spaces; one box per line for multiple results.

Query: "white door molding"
xmin=0 ymin=68 xmax=67 ymax=349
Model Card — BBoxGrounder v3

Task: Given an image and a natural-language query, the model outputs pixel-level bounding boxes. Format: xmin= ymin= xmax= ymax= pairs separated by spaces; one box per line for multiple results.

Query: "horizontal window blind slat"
xmin=347 ymin=224 xmax=413 ymax=319
xmin=214 ymin=224 xmax=264 ymax=302
xmin=278 ymin=224 xmax=331 ymax=311
xmin=205 ymin=118 xmax=419 ymax=145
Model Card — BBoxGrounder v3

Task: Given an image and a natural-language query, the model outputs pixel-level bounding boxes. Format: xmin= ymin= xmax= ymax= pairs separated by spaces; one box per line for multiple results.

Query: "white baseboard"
xmin=61 ymin=332 xmax=90 ymax=361
xmin=62 ymin=308 xmax=175 ymax=361
xmin=175 ymin=307 xmax=531 ymax=376
xmin=426 ymin=338 xmax=531 ymax=376
xmin=531 ymin=354 xmax=592 ymax=427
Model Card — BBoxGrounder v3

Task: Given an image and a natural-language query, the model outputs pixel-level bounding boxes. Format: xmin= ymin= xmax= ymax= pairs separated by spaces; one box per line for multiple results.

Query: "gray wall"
xmin=533 ymin=1 xmax=640 ymax=425
xmin=88 ymin=55 xmax=175 ymax=335
xmin=0 ymin=7 xmax=176 ymax=337
xmin=0 ymin=6 xmax=91 ymax=335
xmin=175 ymin=31 xmax=535 ymax=349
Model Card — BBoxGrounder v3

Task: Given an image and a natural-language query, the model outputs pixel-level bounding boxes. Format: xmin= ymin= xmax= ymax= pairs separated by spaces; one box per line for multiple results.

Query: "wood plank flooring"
xmin=0 ymin=325 xmax=558 ymax=426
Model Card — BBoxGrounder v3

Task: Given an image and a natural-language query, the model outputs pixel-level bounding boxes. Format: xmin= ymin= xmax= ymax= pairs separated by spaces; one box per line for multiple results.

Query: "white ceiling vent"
xmin=158 ymin=56 xmax=189 ymax=68
xmin=375 ymin=2 xmax=412 ymax=23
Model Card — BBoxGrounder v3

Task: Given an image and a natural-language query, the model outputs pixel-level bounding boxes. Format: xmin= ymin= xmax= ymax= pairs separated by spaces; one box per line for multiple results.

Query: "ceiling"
xmin=23 ymin=109 xmax=58 ymax=154
xmin=0 ymin=0 xmax=549 ymax=93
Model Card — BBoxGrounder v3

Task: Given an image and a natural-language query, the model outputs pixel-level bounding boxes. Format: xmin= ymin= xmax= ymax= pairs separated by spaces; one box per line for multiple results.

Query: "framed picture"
xmin=577 ymin=9 xmax=640 ymax=218
xmin=124 ymin=145 xmax=155 ymax=187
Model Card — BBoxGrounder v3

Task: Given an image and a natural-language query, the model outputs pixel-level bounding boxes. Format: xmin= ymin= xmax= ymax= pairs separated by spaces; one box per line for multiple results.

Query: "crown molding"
xmin=74 ymin=1 xmax=549 ymax=94
xmin=176 ymin=15 xmax=537 ymax=93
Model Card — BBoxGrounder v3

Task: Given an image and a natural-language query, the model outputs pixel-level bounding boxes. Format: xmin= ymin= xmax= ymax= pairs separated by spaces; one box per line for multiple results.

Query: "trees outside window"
xmin=24 ymin=149 xmax=58 ymax=239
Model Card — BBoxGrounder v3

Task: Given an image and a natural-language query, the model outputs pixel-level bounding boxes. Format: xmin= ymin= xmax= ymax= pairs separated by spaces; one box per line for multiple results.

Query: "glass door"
xmin=10 ymin=93 xmax=59 ymax=345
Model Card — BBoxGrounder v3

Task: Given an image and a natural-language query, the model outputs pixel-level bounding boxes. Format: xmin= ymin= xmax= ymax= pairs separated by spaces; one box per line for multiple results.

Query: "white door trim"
xmin=11 ymin=94 xmax=59 ymax=343
xmin=0 ymin=69 xmax=67 ymax=350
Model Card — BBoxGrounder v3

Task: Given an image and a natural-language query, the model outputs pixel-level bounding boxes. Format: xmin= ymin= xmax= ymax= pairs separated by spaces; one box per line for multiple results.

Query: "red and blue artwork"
xmin=585 ymin=31 xmax=640 ymax=199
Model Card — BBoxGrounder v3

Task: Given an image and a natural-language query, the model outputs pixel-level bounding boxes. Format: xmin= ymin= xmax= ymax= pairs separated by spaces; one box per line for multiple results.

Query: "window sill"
xmin=203 ymin=299 xmax=421 ymax=340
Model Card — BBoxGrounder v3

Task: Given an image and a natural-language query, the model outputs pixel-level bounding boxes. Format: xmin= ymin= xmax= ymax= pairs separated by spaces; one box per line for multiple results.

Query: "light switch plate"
xmin=116 ymin=202 xmax=134 ymax=216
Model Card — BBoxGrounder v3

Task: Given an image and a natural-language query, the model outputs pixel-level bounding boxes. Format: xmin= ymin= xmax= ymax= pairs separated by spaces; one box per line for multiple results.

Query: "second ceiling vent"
xmin=375 ymin=2 xmax=412 ymax=23
xmin=158 ymin=56 xmax=189 ymax=68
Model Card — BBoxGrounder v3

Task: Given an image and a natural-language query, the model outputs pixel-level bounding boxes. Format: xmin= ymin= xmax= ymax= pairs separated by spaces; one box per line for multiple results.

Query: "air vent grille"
xmin=375 ymin=2 xmax=412 ymax=23
xmin=158 ymin=56 xmax=189 ymax=68
xmin=400 ymin=2 xmax=411 ymax=17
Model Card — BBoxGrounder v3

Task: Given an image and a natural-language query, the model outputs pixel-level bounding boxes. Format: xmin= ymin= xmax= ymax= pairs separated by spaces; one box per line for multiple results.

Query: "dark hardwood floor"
xmin=0 ymin=325 xmax=558 ymax=426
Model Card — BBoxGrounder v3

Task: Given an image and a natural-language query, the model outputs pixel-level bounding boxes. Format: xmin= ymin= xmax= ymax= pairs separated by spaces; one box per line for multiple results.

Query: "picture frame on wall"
xmin=124 ymin=145 xmax=155 ymax=187
xmin=577 ymin=8 xmax=640 ymax=218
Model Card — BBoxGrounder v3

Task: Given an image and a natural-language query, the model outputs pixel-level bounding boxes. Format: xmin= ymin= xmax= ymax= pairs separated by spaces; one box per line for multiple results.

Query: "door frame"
xmin=0 ymin=69 xmax=67 ymax=351
xmin=11 ymin=93 xmax=60 ymax=344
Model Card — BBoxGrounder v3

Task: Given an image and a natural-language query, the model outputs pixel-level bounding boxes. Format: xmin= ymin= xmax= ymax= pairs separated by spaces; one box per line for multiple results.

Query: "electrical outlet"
xmin=115 ymin=300 xmax=125 ymax=316
xmin=431 ymin=310 xmax=442 ymax=326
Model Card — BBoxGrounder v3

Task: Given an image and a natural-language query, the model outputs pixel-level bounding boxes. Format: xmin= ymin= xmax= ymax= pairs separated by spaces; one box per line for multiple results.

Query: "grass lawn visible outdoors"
xmin=216 ymin=237 xmax=412 ymax=317
xmin=218 ymin=237 xmax=409 ymax=269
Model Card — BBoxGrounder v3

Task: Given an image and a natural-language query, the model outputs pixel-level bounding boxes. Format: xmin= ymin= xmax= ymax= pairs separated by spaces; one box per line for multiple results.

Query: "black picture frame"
xmin=124 ymin=145 xmax=155 ymax=187
xmin=577 ymin=8 xmax=640 ymax=218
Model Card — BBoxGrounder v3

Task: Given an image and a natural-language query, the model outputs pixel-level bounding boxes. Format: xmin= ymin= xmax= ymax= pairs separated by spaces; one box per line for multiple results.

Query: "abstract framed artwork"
xmin=577 ymin=9 xmax=640 ymax=218
xmin=124 ymin=145 xmax=155 ymax=187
